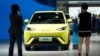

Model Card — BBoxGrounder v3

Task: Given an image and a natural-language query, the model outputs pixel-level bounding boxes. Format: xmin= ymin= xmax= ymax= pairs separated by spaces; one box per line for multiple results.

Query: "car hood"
xmin=26 ymin=24 xmax=68 ymax=30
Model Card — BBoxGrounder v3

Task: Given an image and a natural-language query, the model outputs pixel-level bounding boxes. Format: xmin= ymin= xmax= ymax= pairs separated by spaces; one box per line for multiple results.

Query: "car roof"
xmin=35 ymin=11 xmax=64 ymax=13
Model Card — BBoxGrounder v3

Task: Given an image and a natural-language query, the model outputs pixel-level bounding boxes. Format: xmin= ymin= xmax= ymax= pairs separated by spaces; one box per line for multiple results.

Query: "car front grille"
xmin=30 ymin=37 xmax=62 ymax=45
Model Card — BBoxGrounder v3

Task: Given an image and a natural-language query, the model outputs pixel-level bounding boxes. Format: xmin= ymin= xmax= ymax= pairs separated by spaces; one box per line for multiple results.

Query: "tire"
xmin=63 ymin=45 xmax=69 ymax=50
xmin=25 ymin=45 xmax=31 ymax=51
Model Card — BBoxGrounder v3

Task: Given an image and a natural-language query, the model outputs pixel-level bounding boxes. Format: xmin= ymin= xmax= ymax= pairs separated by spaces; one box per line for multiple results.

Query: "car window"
xmin=30 ymin=12 xmax=65 ymax=24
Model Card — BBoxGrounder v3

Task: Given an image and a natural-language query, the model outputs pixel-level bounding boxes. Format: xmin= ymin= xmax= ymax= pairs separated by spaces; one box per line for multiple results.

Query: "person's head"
xmin=81 ymin=3 xmax=88 ymax=12
xmin=92 ymin=14 xmax=97 ymax=17
xmin=11 ymin=4 xmax=20 ymax=14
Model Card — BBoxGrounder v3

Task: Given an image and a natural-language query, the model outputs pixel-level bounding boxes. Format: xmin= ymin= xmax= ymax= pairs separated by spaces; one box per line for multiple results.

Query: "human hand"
xmin=17 ymin=10 xmax=21 ymax=15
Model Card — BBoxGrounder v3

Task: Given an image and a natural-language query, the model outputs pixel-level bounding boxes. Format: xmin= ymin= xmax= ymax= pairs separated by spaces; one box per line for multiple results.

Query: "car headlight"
xmin=57 ymin=26 xmax=67 ymax=31
xmin=26 ymin=27 xmax=35 ymax=31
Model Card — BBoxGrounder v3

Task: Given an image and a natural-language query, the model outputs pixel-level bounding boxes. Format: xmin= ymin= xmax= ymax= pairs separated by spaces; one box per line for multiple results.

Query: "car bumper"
xmin=24 ymin=30 xmax=70 ymax=45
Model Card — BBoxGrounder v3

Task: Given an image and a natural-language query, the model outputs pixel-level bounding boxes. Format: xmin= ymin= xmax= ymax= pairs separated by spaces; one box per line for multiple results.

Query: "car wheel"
xmin=63 ymin=45 xmax=69 ymax=50
xmin=25 ymin=45 xmax=31 ymax=51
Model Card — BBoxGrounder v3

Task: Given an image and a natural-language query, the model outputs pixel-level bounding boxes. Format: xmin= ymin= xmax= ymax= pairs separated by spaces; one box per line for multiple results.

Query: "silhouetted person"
xmin=78 ymin=3 xmax=91 ymax=56
xmin=8 ymin=4 xmax=23 ymax=56
xmin=91 ymin=14 xmax=97 ymax=33
xmin=96 ymin=14 xmax=100 ymax=34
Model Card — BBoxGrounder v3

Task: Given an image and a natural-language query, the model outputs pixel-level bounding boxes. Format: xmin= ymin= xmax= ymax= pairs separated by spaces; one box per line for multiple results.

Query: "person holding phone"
xmin=8 ymin=4 xmax=23 ymax=56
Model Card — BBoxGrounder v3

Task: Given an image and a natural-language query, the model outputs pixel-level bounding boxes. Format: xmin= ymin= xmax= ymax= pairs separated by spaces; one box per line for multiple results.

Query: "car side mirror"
xmin=67 ymin=18 xmax=72 ymax=23
xmin=24 ymin=19 xmax=29 ymax=24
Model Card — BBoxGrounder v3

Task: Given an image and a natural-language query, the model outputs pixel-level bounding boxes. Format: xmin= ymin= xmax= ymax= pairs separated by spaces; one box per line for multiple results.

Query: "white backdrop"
xmin=69 ymin=7 xmax=100 ymax=18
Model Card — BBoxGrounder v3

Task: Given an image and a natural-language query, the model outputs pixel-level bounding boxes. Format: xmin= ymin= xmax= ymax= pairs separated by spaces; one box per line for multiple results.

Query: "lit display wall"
xmin=0 ymin=0 xmax=56 ymax=40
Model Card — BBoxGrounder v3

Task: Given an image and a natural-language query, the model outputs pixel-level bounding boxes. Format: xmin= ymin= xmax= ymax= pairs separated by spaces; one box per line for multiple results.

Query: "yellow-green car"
xmin=24 ymin=11 xmax=72 ymax=51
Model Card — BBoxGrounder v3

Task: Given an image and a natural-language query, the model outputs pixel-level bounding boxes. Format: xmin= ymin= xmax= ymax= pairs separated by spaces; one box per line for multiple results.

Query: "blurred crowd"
xmin=92 ymin=14 xmax=100 ymax=34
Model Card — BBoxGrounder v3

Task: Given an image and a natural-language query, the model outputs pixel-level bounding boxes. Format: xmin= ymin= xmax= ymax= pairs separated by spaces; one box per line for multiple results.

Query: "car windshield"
xmin=30 ymin=12 xmax=65 ymax=24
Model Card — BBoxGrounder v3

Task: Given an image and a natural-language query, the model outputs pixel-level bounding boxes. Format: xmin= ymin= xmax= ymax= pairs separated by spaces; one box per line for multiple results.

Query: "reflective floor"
xmin=0 ymin=34 xmax=100 ymax=56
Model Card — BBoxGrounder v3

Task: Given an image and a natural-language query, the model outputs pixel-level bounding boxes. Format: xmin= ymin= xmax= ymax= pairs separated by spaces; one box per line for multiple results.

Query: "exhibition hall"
xmin=0 ymin=0 xmax=100 ymax=56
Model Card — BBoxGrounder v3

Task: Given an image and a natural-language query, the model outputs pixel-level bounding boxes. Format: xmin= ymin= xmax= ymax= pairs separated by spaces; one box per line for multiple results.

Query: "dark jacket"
xmin=9 ymin=13 xmax=23 ymax=36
